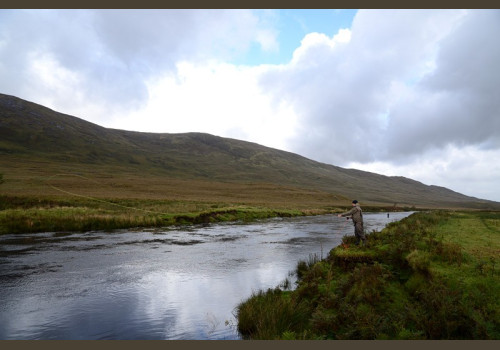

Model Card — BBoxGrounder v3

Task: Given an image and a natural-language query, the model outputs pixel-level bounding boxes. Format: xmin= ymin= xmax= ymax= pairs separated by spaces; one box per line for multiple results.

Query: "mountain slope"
xmin=0 ymin=93 xmax=497 ymax=209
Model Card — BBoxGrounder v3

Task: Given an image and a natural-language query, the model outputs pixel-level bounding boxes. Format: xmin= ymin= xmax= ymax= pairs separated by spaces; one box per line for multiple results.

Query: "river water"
xmin=0 ymin=212 xmax=412 ymax=340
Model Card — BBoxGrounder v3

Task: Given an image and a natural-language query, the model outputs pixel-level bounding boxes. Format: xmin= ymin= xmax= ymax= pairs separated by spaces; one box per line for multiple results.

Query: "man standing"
xmin=338 ymin=200 xmax=366 ymax=246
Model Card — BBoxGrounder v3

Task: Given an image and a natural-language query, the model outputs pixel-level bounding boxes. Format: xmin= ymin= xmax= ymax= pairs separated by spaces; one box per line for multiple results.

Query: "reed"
xmin=236 ymin=288 xmax=311 ymax=340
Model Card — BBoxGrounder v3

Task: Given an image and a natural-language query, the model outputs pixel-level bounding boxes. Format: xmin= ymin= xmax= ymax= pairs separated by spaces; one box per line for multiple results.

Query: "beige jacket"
xmin=340 ymin=204 xmax=363 ymax=224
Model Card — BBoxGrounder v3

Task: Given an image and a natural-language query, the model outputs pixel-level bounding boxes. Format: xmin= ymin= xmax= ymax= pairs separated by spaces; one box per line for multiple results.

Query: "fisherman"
xmin=338 ymin=200 xmax=366 ymax=246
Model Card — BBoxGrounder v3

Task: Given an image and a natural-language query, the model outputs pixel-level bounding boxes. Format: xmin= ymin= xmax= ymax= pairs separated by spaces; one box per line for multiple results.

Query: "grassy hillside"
xmin=1 ymin=93 xmax=499 ymax=213
xmin=236 ymin=211 xmax=500 ymax=339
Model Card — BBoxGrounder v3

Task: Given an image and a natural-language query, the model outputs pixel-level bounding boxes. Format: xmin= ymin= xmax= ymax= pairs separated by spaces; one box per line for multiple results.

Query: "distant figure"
xmin=338 ymin=200 xmax=366 ymax=246
xmin=387 ymin=213 xmax=390 ymax=218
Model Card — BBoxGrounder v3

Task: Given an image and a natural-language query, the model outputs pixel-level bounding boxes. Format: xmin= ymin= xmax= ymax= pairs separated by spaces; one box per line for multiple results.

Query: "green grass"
xmin=0 ymin=194 xmax=311 ymax=234
xmin=236 ymin=288 xmax=312 ymax=340
xmin=236 ymin=210 xmax=500 ymax=339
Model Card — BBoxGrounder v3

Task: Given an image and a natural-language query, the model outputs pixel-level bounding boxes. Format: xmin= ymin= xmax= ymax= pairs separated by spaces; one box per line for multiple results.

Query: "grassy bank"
xmin=0 ymin=193 xmax=418 ymax=234
xmin=0 ymin=195 xmax=326 ymax=234
xmin=236 ymin=210 xmax=500 ymax=339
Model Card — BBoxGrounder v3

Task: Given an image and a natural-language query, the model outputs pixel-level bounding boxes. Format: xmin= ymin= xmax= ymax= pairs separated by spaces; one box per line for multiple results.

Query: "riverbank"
xmin=236 ymin=210 xmax=500 ymax=339
xmin=0 ymin=195 xmax=300 ymax=234
xmin=0 ymin=195 xmax=415 ymax=234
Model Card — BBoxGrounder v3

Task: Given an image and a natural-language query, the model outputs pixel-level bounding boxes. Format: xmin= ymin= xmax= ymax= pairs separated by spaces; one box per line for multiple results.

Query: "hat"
xmin=352 ymin=200 xmax=358 ymax=204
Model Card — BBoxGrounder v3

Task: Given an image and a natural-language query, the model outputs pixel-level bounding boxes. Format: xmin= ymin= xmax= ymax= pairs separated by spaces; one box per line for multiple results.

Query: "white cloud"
xmin=333 ymin=28 xmax=352 ymax=43
xmin=0 ymin=9 xmax=277 ymax=119
xmin=383 ymin=10 xmax=500 ymax=161
xmin=106 ymin=61 xmax=298 ymax=152
xmin=258 ymin=10 xmax=473 ymax=163
xmin=290 ymin=29 xmax=351 ymax=66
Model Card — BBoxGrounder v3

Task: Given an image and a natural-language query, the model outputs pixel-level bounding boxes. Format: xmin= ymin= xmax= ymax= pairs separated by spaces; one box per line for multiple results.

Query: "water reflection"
xmin=0 ymin=212 xmax=412 ymax=339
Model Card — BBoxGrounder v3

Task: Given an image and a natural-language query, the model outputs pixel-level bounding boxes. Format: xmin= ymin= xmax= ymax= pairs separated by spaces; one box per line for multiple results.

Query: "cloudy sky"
xmin=1 ymin=9 xmax=499 ymax=202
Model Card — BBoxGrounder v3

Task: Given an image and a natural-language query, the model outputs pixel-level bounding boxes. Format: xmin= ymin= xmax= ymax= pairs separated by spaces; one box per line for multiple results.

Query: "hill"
xmin=0 ymin=93 xmax=498 ymax=210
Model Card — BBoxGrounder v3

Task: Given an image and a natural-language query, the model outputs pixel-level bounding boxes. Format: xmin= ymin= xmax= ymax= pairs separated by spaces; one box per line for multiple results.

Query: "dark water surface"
xmin=0 ymin=212 xmax=412 ymax=339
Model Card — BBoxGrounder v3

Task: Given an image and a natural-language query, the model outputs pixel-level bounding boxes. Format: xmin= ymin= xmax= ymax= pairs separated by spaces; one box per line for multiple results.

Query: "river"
xmin=0 ymin=211 xmax=412 ymax=340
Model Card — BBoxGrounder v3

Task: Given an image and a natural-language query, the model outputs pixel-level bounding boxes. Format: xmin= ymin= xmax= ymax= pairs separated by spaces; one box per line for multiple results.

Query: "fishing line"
xmin=45 ymin=173 xmax=168 ymax=215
